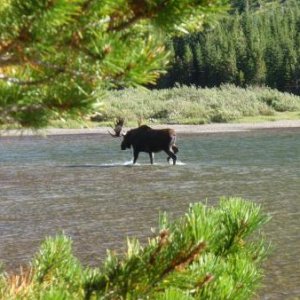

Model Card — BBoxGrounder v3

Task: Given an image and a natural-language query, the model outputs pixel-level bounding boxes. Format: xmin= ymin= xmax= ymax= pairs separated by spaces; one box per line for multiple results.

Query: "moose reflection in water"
xmin=109 ymin=119 xmax=178 ymax=165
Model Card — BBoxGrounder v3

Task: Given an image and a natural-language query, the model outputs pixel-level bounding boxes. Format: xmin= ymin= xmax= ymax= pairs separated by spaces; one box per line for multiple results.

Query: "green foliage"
xmin=32 ymin=235 xmax=83 ymax=287
xmin=0 ymin=0 xmax=227 ymax=128
xmin=160 ymin=0 xmax=300 ymax=94
xmin=230 ymin=0 xmax=275 ymax=14
xmin=0 ymin=198 xmax=270 ymax=300
xmin=94 ymin=85 xmax=300 ymax=125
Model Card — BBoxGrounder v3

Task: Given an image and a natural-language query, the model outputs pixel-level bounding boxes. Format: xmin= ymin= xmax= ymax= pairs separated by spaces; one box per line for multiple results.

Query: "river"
xmin=0 ymin=128 xmax=299 ymax=298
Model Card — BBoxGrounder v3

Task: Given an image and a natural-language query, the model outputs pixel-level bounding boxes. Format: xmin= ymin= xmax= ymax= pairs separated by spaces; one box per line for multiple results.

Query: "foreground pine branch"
xmin=0 ymin=0 xmax=227 ymax=128
xmin=0 ymin=197 xmax=270 ymax=299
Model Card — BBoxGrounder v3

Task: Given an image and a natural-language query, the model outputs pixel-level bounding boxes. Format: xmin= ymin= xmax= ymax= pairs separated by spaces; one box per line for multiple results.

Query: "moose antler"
xmin=108 ymin=117 xmax=125 ymax=137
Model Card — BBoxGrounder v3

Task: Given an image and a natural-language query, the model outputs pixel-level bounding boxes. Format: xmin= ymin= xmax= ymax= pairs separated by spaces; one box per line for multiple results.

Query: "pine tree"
xmin=182 ymin=43 xmax=195 ymax=84
xmin=192 ymin=42 xmax=205 ymax=85
xmin=160 ymin=0 xmax=300 ymax=93
xmin=0 ymin=198 xmax=271 ymax=299
xmin=0 ymin=0 xmax=227 ymax=128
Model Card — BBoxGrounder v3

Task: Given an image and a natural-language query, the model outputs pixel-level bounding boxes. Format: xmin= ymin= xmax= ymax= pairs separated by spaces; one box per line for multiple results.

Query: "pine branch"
xmin=0 ymin=58 xmax=98 ymax=86
xmin=149 ymin=229 xmax=170 ymax=265
xmin=0 ymin=40 xmax=17 ymax=56
xmin=160 ymin=241 xmax=206 ymax=278
xmin=0 ymin=55 xmax=20 ymax=67
xmin=0 ymin=0 xmax=228 ymax=127
xmin=0 ymin=74 xmax=53 ymax=85
xmin=108 ymin=0 xmax=170 ymax=32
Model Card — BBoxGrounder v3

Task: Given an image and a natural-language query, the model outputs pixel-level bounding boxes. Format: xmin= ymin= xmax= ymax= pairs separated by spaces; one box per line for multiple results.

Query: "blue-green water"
xmin=0 ymin=129 xmax=299 ymax=298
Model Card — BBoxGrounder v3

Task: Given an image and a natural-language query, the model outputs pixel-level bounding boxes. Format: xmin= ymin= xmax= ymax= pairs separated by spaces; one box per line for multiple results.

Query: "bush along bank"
xmin=91 ymin=85 xmax=300 ymax=126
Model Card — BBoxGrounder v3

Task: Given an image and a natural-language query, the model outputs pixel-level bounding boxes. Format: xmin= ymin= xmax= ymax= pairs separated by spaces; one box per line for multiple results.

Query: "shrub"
xmin=0 ymin=198 xmax=270 ymax=300
xmin=93 ymin=85 xmax=300 ymax=125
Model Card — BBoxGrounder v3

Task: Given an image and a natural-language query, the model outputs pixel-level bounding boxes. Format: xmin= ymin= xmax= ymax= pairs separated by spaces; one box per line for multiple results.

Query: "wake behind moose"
xmin=109 ymin=119 xmax=178 ymax=165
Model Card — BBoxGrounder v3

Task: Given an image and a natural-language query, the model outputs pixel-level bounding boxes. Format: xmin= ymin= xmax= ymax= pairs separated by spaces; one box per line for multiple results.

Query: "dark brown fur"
xmin=121 ymin=125 xmax=178 ymax=165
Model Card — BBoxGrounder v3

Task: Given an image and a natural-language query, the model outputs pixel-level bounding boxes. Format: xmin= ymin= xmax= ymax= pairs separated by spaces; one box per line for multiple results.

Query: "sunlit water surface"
xmin=0 ymin=129 xmax=299 ymax=299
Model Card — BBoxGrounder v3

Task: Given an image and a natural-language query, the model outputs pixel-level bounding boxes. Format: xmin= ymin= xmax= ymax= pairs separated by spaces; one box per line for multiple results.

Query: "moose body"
xmin=120 ymin=125 xmax=178 ymax=165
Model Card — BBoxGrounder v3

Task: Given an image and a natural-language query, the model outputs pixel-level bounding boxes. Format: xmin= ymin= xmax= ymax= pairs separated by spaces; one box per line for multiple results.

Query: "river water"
xmin=0 ymin=128 xmax=299 ymax=298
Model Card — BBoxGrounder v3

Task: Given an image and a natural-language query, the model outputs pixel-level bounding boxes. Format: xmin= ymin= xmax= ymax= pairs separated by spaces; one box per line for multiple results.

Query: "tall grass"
xmin=93 ymin=85 xmax=300 ymax=125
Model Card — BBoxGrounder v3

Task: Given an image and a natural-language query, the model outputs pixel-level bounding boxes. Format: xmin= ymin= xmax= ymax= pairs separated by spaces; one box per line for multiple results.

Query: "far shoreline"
xmin=1 ymin=120 xmax=300 ymax=137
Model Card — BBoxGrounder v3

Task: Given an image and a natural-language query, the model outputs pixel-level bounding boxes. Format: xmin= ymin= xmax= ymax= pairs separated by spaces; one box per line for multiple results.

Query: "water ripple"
xmin=0 ymin=129 xmax=299 ymax=298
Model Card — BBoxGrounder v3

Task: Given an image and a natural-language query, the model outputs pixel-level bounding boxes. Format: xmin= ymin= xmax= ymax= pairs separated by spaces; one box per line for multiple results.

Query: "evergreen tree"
xmin=182 ymin=43 xmax=195 ymax=84
xmin=0 ymin=0 xmax=227 ymax=128
xmin=0 ymin=198 xmax=271 ymax=299
xmin=160 ymin=0 xmax=300 ymax=94
xmin=192 ymin=42 xmax=205 ymax=85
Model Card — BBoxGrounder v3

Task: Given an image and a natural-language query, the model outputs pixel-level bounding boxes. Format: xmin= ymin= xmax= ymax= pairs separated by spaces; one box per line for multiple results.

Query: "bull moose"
xmin=109 ymin=119 xmax=178 ymax=165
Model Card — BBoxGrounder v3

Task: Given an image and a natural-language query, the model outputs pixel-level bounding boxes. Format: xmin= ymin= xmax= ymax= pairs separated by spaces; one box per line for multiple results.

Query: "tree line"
xmin=158 ymin=0 xmax=300 ymax=95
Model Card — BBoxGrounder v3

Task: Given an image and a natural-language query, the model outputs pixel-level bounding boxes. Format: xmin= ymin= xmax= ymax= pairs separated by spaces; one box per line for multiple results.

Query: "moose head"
xmin=108 ymin=118 xmax=125 ymax=137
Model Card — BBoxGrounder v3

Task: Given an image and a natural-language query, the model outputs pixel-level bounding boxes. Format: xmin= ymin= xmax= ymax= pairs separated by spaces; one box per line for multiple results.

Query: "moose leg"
xmin=167 ymin=144 xmax=178 ymax=163
xmin=149 ymin=152 xmax=154 ymax=164
xmin=165 ymin=149 xmax=177 ymax=165
xmin=133 ymin=149 xmax=139 ymax=164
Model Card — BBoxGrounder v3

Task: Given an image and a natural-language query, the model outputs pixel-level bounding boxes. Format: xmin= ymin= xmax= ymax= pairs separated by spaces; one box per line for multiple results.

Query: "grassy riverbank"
xmin=70 ymin=85 xmax=300 ymax=128
xmin=1 ymin=85 xmax=299 ymax=131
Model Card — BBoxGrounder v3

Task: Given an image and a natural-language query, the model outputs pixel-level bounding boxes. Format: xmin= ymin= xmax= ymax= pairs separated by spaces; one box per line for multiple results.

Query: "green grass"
xmin=235 ymin=111 xmax=300 ymax=123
